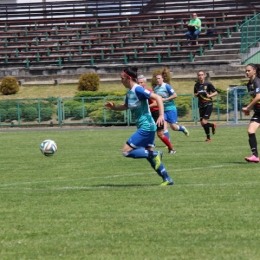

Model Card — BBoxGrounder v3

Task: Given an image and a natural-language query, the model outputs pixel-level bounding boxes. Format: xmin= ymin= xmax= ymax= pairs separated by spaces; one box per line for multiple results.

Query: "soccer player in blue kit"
xmin=104 ymin=66 xmax=174 ymax=186
xmin=242 ymin=63 xmax=260 ymax=163
xmin=154 ymin=74 xmax=189 ymax=138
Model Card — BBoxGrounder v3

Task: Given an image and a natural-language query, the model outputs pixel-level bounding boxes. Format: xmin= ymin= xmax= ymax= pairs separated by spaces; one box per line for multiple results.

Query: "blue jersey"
xmin=125 ymin=84 xmax=156 ymax=131
xmin=154 ymin=83 xmax=176 ymax=111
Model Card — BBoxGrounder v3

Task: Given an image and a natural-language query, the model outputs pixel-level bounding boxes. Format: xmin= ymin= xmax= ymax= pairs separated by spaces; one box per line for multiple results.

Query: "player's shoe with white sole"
xmin=245 ymin=155 xmax=259 ymax=163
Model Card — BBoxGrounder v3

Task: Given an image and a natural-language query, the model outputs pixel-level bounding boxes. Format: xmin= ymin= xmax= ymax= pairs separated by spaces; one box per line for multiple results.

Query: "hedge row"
xmin=4 ymin=88 xmax=246 ymax=123
xmin=0 ymin=101 xmax=55 ymax=122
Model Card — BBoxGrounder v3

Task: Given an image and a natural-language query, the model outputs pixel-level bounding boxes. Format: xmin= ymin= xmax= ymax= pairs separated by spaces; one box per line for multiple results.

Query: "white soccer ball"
xmin=40 ymin=139 xmax=57 ymax=156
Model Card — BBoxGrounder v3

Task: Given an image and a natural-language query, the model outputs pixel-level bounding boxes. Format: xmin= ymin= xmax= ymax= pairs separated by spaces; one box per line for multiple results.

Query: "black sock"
xmin=203 ymin=125 xmax=210 ymax=139
xmin=249 ymin=133 xmax=258 ymax=157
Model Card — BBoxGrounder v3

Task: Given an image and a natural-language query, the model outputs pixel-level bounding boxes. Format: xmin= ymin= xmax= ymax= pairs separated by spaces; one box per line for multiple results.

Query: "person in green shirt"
xmin=185 ymin=13 xmax=202 ymax=44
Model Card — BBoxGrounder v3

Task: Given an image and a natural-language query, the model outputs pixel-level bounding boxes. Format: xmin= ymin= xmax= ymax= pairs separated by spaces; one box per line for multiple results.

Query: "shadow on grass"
xmin=93 ymin=183 xmax=158 ymax=188
xmin=224 ymin=161 xmax=251 ymax=164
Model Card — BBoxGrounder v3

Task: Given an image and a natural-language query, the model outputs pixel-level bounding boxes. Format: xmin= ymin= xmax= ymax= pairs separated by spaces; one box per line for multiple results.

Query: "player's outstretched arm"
xmin=104 ymin=101 xmax=128 ymax=111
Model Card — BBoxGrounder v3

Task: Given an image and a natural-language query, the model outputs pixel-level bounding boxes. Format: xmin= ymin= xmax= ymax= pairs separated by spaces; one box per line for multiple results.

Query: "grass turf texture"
xmin=0 ymin=125 xmax=260 ymax=259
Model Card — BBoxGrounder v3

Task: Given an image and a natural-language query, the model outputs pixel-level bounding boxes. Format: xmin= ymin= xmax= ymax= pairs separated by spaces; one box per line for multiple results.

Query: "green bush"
xmin=63 ymin=106 xmax=71 ymax=119
xmin=0 ymin=108 xmax=7 ymax=122
xmin=214 ymin=88 xmax=228 ymax=114
xmin=0 ymin=76 xmax=20 ymax=95
xmin=7 ymin=107 xmax=21 ymax=120
xmin=173 ymin=96 xmax=191 ymax=118
xmin=23 ymin=107 xmax=38 ymax=121
xmin=89 ymin=107 xmax=125 ymax=124
xmin=78 ymin=72 xmax=100 ymax=91
xmin=71 ymin=106 xmax=87 ymax=119
xmin=177 ymin=103 xmax=190 ymax=117
xmin=0 ymin=101 xmax=18 ymax=110
xmin=63 ymin=100 xmax=81 ymax=111
xmin=40 ymin=100 xmax=55 ymax=109
xmin=85 ymin=100 xmax=104 ymax=112
xmin=40 ymin=107 xmax=53 ymax=121
xmin=74 ymin=91 xmax=126 ymax=98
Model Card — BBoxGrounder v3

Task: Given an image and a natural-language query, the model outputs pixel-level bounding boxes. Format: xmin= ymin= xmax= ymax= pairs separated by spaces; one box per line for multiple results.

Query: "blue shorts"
xmin=164 ymin=109 xmax=178 ymax=124
xmin=127 ymin=129 xmax=155 ymax=149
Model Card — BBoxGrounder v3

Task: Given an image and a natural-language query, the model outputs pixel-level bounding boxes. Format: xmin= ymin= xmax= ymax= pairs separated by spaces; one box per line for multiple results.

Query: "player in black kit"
xmin=194 ymin=70 xmax=218 ymax=142
xmin=242 ymin=63 xmax=260 ymax=163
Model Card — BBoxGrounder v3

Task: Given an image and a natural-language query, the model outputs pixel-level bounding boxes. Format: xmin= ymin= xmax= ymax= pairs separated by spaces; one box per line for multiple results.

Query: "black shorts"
xmin=250 ymin=112 xmax=260 ymax=124
xmin=151 ymin=110 xmax=164 ymax=131
xmin=199 ymin=104 xmax=213 ymax=120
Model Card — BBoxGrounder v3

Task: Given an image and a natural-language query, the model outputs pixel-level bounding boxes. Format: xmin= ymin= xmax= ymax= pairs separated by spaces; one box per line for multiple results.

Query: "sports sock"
xmin=203 ymin=124 xmax=210 ymax=139
xmin=249 ymin=133 xmax=258 ymax=157
xmin=178 ymin=125 xmax=185 ymax=132
xmin=159 ymin=135 xmax=173 ymax=150
xmin=126 ymin=149 xmax=171 ymax=181
xmin=164 ymin=129 xmax=170 ymax=140
xmin=146 ymin=158 xmax=171 ymax=181
xmin=125 ymin=148 xmax=149 ymax=158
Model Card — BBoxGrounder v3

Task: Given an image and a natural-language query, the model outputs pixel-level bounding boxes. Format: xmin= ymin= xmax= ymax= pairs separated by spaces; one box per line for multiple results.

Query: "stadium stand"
xmin=0 ymin=0 xmax=260 ymax=80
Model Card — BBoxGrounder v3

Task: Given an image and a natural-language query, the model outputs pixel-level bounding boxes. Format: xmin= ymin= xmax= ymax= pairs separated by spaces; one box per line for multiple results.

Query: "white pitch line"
xmin=1 ymin=181 xmax=260 ymax=192
xmin=0 ymin=164 xmax=225 ymax=189
xmin=48 ymin=181 xmax=260 ymax=190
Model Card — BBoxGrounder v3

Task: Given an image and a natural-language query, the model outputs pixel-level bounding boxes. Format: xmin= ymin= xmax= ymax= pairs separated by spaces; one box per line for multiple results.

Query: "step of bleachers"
xmin=0 ymin=1 xmax=259 ymax=70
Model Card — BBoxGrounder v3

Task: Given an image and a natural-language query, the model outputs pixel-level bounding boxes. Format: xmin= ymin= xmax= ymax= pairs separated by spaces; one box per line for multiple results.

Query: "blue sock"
xmin=125 ymin=148 xmax=148 ymax=158
xmin=126 ymin=148 xmax=158 ymax=159
xmin=146 ymin=157 xmax=171 ymax=181
xmin=178 ymin=125 xmax=185 ymax=132
xmin=164 ymin=130 xmax=170 ymax=140
xmin=126 ymin=149 xmax=171 ymax=180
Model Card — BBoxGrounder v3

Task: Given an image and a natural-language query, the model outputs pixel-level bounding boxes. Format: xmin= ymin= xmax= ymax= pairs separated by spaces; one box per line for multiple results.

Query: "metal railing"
xmin=0 ymin=0 xmax=254 ymax=21
xmin=0 ymin=92 xmax=251 ymax=128
xmin=240 ymin=12 xmax=260 ymax=64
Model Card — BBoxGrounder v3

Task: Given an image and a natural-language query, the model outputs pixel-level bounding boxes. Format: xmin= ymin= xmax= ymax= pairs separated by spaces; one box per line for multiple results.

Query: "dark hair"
xmin=197 ymin=70 xmax=204 ymax=75
xmin=247 ymin=63 xmax=260 ymax=78
xmin=122 ymin=66 xmax=138 ymax=82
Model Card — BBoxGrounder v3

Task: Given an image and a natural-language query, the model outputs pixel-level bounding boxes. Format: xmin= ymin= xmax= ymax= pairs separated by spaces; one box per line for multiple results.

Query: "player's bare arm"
xmin=104 ymin=101 xmax=128 ymax=111
xmin=162 ymin=93 xmax=177 ymax=102
xmin=243 ymin=93 xmax=260 ymax=112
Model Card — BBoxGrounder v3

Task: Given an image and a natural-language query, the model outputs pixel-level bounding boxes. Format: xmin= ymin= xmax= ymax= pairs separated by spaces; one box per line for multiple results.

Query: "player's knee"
xmin=157 ymin=131 xmax=163 ymax=138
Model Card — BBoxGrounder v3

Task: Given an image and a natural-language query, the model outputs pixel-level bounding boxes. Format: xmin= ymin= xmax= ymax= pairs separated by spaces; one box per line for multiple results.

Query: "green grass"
xmin=0 ymin=125 xmax=260 ymax=259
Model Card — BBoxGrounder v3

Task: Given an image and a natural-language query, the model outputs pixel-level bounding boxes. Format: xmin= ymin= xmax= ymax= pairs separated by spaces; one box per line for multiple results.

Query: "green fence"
xmin=0 ymin=92 xmax=250 ymax=127
xmin=240 ymin=13 xmax=260 ymax=64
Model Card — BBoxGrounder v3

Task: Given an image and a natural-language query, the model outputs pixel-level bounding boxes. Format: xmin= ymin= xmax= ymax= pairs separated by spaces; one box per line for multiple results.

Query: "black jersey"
xmin=247 ymin=77 xmax=260 ymax=112
xmin=194 ymin=81 xmax=217 ymax=108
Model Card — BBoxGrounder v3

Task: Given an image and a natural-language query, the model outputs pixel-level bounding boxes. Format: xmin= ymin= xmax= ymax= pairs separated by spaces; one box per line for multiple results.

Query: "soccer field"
xmin=0 ymin=125 xmax=259 ymax=259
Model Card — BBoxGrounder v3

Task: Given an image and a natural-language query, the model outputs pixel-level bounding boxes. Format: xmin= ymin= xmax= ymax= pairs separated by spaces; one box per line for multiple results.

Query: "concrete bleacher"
xmin=0 ymin=11 xmax=254 ymax=67
xmin=0 ymin=0 xmax=260 ymax=80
